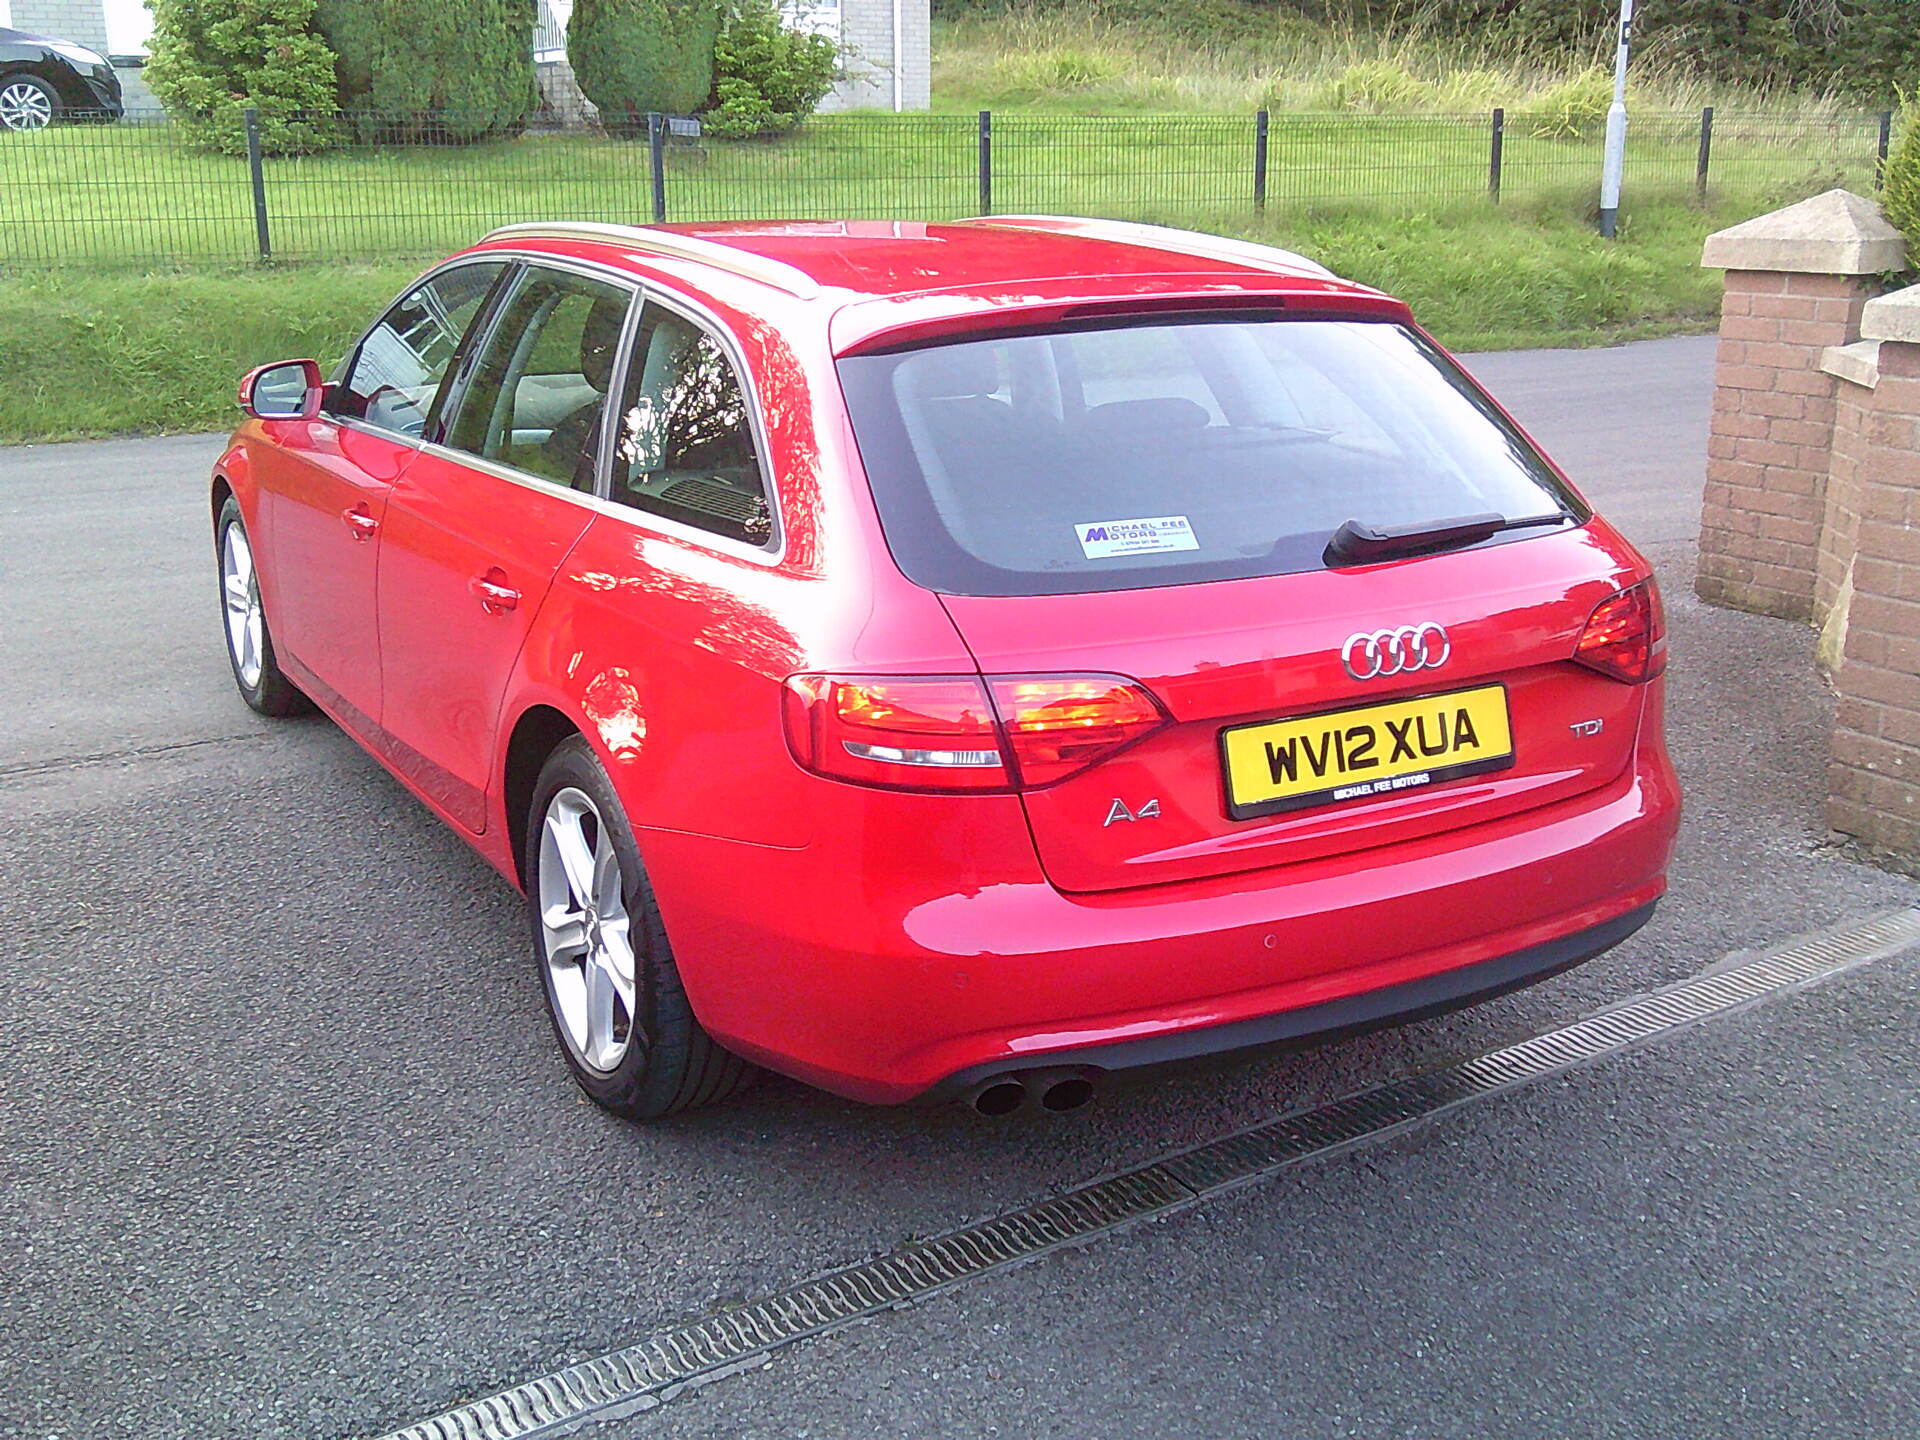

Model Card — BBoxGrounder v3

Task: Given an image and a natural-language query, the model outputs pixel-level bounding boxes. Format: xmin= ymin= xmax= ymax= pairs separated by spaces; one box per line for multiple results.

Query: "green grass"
xmin=0 ymin=196 xmax=1730 ymax=444
xmin=929 ymin=1 xmax=1867 ymax=117
xmin=0 ymin=0 xmax=1885 ymax=442
xmin=0 ymin=106 xmax=1878 ymax=269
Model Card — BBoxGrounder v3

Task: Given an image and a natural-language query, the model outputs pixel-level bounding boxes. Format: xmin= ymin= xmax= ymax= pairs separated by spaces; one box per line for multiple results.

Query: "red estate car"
xmin=214 ymin=217 xmax=1679 ymax=1119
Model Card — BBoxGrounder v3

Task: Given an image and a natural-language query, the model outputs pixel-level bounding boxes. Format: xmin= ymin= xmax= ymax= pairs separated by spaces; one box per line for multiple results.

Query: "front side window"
xmin=336 ymin=262 xmax=505 ymax=438
xmin=442 ymin=265 xmax=635 ymax=492
xmin=606 ymin=305 xmax=772 ymax=547
xmin=836 ymin=318 xmax=1584 ymax=596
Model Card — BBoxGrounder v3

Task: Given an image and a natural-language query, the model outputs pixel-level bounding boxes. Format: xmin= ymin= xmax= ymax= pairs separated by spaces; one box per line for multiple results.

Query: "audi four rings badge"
xmin=1342 ymin=623 xmax=1451 ymax=681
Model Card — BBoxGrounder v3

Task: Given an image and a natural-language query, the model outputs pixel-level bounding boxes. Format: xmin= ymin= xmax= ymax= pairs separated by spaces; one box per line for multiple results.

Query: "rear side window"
xmin=442 ymin=265 xmax=634 ymax=492
xmin=836 ymin=319 xmax=1582 ymax=596
xmin=605 ymin=304 xmax=772 ymax=547
xmin=336 ymin=262 xmax=505 ymax=438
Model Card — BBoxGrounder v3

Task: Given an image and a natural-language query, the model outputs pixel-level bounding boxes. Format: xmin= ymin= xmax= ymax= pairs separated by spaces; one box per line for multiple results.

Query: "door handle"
xmin=342 ymin=505 xmax=379 ymax=540
xmin=470 ymin=570 xmax=521 ymax=614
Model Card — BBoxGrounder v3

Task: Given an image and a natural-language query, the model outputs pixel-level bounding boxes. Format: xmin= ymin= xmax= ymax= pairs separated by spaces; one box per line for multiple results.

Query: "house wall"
xmin=823 ymin=0 xmax=931 ymax=112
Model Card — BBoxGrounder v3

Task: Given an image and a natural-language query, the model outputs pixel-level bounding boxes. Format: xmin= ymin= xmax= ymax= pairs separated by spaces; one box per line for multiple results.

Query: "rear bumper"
xmin=645 ymin=742 xmax=1679 ymax=1105
xmin=919 ymin=899 xmax=1656 ymax=1102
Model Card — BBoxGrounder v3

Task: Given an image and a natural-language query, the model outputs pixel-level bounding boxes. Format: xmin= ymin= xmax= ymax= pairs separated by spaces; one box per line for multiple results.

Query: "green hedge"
xmin=312 ymin=0 xmax=536 ymax=141
xmin=570 ymin=0 xmax=722 ymax=126
xmin=143 ymin=0 xmax=340 ymax=155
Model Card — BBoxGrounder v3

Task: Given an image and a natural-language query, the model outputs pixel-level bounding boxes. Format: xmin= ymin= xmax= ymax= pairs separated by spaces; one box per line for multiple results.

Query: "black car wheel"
xmin=0 ymin=72 xmax=57 ymax=130
xmin=526 ymin=737 xmax=757 ymax=1119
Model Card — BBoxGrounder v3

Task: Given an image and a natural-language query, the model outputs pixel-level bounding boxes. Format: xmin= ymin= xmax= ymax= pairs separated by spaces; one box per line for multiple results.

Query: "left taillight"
xmin=782 ymin=673 xmax=1168 ymax=792
xmin=1573 ymin=579 xmax=1667 ymax=683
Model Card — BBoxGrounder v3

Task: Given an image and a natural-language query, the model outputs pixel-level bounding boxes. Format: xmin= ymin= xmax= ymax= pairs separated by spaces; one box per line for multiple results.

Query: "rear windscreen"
xmin=836 ymin=318 xmax=1583 ymax=597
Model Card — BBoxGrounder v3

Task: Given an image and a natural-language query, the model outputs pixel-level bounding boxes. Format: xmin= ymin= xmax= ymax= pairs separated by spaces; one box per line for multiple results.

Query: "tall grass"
xmin=931 ymin=1 xmax=1860 ymax=117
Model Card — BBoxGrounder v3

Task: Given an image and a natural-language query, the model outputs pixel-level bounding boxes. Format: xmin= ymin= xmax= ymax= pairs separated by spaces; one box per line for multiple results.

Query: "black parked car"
xmin=0 ymin=26 xmax=123 ymax=131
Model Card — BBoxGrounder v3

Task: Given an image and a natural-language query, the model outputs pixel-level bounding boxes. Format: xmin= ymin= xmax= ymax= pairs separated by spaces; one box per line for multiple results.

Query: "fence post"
xmin=244 ymin=107 xmax=271 ymax=264
xmin=647 ymin=113 xmax=668 ymax=224
xmin=1488 ymin=107 xmax=1504 ymax=204
xmin=1695 ymin=106 xmax=1713 ymax=205
xmin=977 ymin=110 xmax=992 ymax=215
xmin=1253 ymin=109 xmax=1269 ymax=213
xmin=1879 ymin=110 xmax=1894 ymax=186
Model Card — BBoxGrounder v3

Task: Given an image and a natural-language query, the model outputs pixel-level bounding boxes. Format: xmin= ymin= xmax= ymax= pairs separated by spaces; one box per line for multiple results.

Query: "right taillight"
xmin=1574 ymin=579 xmax=1666 ymax=683
xmin=782 ymin=672 xmax=1168 ymax=792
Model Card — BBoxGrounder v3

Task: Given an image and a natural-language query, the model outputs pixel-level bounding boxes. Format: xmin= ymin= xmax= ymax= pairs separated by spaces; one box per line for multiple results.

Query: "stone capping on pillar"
xmin=1694 ymin=189 xmax=1907 ymax=624
xmin=1860 ymin=284 xmax=1920 ymax=344
xmin=1700 ymin=187 xmax=1908 ymax=275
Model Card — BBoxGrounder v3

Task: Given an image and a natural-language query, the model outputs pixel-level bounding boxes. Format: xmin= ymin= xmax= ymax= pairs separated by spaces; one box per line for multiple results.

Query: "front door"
xmin=259 ymin=261 xmax=507 ymax=728
xmin=375 ymin=263 xmax=635 ymax=832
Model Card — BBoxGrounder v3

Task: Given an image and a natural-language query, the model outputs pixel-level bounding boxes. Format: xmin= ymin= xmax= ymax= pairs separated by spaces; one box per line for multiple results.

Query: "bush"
xmin=144 ymin=0 xmax=340 ymax=154
xmin=312 ymin=0 xmax=535 ymax=142
xmin=1518 ymin=69 xmax=1615 ymax=141
xmin=1882 ymin=101 xmax=1920 ymax=248
xmin=704 ymin=2 xmax=839 ymax=139
xmin=1319 ymin=61 xmax=1437 ymax=113
xmin=571 ymin=0 xmax=722 ymax=130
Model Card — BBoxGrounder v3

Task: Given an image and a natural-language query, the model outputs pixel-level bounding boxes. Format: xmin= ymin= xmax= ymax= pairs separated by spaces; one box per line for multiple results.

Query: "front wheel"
xmin=216 ymin=496 xmax=309 ymax=717
xmin=526 ymin=737 xmax=756 ymax=1118
xmin=0 ymin=74 xmax=59 ymax=131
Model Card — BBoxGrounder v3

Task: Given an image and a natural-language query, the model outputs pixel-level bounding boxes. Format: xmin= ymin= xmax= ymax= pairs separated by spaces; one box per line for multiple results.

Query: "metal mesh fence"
xmin=0 ymin=106 xmax=1893 ymax=269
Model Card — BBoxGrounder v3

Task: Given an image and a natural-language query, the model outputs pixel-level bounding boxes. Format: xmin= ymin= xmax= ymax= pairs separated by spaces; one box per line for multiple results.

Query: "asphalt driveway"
xmin=2 ymin=334 xmax=1916 ymax=1440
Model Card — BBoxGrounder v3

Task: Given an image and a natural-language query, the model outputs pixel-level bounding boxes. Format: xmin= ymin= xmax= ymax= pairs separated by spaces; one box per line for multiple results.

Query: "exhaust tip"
xmin=1038 ymin=1076 xmax=1096 ymax=1112
xmin=969 ymin=1078 xmax=1027 ymax=1117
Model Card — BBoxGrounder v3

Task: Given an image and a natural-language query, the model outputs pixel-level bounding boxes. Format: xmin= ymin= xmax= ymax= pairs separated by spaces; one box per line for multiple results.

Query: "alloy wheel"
xmin=537 ymin=787 xmax=639 ymax=1074
xmin=0 ymin=81 xmax=54 ymax=131
xmin=220 ymin=522 xmax=265 ymax=689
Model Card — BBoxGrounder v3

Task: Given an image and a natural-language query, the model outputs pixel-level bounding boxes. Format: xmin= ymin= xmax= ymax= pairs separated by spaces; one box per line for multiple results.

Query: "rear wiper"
xmin=1322 ymin=512 xmax=1565 ymax=567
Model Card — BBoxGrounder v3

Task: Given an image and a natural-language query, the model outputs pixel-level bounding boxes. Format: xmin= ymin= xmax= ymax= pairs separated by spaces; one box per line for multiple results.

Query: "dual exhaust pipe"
xmin=963 ymin=1067 xmax=1098 ymax=1117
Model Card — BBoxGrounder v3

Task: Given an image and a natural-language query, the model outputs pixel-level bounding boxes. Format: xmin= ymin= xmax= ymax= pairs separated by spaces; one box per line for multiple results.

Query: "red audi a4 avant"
xmin=214 ymin=217 xmax=1679 ymax=1118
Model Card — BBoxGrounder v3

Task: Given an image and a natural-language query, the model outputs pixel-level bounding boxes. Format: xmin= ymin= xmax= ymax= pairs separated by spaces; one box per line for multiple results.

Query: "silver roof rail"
xmin=951 ymin=215 xmax=1333 ymax=279
xmin=480 ymin=222 xmax=823 ymax=299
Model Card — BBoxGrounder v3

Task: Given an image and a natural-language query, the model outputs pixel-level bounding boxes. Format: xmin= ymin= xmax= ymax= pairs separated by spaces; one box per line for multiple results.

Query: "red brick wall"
xmin=1817 ymin=381 xmax=1873 ymax=624
xmin=1828 ymin=340 xmax=1920 ymax=857
xmin=1697 ymin=270 xmax=1873 ymax=620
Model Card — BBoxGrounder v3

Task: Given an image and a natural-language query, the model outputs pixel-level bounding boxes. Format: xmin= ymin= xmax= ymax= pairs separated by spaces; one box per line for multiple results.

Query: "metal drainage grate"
xmin=370 ymin=907 xmax=1920 ymax=1440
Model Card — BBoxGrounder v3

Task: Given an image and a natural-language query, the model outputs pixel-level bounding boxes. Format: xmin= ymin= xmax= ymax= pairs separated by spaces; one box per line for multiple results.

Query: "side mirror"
xmin=239 ymin=359 xmax=325 ymax=421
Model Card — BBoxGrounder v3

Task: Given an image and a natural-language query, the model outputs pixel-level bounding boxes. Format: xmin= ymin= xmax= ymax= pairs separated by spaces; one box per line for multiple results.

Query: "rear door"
xmin=256 ymin=260 xmax=506 ymax=724
xmin=374 ymin=261 xmax=635 ymax=832
xmin=838 ymin=315 xmax=1649 ymax=893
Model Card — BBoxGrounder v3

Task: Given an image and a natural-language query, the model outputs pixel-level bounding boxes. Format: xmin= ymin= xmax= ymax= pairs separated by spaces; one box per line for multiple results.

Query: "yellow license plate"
xmin=1221 ymin=684 xmax=1514 ymax=819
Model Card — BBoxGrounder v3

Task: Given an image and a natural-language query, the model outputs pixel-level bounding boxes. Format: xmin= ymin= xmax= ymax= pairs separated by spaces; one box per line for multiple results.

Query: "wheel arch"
xmin=502 ymin=703 xmax=590 ymax=886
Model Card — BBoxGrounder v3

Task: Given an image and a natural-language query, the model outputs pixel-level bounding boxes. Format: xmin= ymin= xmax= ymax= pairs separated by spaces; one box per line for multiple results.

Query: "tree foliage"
xmin=703 ymin=0 xmax=839 ymax=139
xmin=570 ymin=0 xmax=722 ymax=127
xmin=1882 ymin=102 xmax=1920 ymax=249
xmin=144 ymin=0 xmax=340 ymax=154
xmin=311 ymin=0 xmax=536 ymax=141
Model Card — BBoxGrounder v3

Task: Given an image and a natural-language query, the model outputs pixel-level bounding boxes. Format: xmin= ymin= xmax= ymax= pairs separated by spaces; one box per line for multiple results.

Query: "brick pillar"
xmin=1827 ymin=286 xmax=1920 ymax=860
xmin=1696 ymin=190 xmax=1905 ymax=622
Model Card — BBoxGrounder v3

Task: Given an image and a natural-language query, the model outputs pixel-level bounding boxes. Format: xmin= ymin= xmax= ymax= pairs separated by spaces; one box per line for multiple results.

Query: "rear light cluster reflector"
xmin=783 ymin=673 xmax=1169 ymax=792
xmin=1573 ymin=579 xmax=1667 ymax=683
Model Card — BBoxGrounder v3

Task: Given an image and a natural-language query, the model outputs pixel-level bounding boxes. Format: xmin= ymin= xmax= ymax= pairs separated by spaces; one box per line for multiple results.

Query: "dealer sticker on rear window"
xmin=1074 ymin=515 xmax=1199 ymax=559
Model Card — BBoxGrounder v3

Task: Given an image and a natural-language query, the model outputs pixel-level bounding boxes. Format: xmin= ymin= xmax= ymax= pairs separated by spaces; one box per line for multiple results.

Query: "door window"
xmin=607 ymin=305 xmax=773 ymax=547
xmin=335 ymin=262 xmax=506 ymax=439
xmin=441 ymin=266 xmax=635 ymax=493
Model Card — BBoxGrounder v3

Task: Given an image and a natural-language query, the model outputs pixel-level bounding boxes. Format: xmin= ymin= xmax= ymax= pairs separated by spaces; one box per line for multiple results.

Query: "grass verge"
xmin=0 ymin=196 xmax=1727 ymax=446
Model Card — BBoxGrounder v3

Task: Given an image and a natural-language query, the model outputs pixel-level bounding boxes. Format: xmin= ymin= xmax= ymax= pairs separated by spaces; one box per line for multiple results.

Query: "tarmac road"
xmin=2 ymin=334 xmax=1916 ymax=1440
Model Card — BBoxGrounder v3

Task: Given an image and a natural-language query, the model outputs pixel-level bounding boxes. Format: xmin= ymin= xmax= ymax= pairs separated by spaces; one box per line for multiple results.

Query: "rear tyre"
xmin=526 ymin=737 xmax=757 ymax=1119
xmin=216 ymin=496 xmax=309 ymax=717
xmin=0 ymin=74 xmax=58 ymax=131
